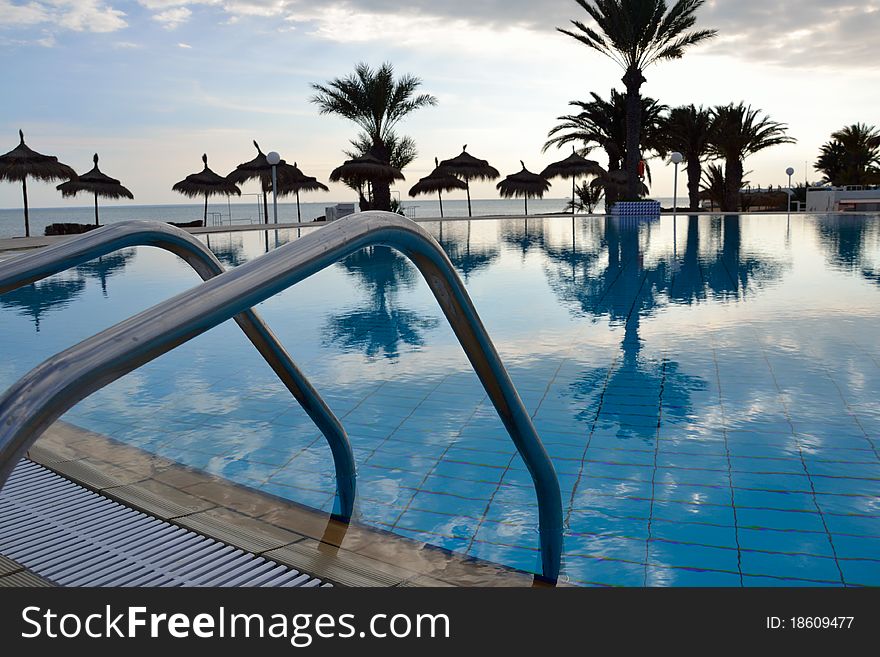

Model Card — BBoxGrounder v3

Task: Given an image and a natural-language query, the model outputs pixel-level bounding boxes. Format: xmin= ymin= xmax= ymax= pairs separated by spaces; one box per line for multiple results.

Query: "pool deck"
xmin=14 ymin=421 xmax=545 ymax=587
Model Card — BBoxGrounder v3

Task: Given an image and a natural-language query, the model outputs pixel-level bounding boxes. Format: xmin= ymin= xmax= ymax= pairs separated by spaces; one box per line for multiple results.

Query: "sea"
xmin=0 ymin=197 xmax=679 ymax=239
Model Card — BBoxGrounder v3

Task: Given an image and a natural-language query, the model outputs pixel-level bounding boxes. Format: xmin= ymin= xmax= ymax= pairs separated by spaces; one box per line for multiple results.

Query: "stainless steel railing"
xmin=0 ymin=221 xmax=355 ymax=520
xmin=0 ymin=212 xmax=563 ymax=582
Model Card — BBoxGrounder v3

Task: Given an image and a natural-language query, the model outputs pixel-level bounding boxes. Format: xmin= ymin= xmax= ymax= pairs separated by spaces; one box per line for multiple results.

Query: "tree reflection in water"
xmin=1 ymin=248 xmax=136 ymax=331
xmin=539 ymin=215 xmax=786 ymax=441
xmin=323 ymin=245 xmax=439 ymax=360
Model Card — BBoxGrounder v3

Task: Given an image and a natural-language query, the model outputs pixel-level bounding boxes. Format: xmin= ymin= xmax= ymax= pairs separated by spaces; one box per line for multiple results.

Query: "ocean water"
xmin=0 ymin=197 xmax=675 ymax=239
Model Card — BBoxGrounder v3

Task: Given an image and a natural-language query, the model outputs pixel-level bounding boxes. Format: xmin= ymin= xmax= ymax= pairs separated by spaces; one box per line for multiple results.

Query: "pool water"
xmin=1 ymin=214 xmax=879 ymax=586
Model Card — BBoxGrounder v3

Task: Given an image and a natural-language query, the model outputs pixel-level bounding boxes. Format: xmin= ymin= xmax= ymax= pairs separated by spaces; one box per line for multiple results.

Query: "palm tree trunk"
xmin=373 ymin=180 xmax=392 ymax=212
xmin=623 ymin=67 xmax=646 ymax=201
xmin=22 ymin=178 xmax=30 ymax=238
xmin=94 ymin=191 xmax=100 ymax=226
xmin=724 ymin=159 xmax=743 ymax=212
xmin=605 ymin=154 xmax=621 ymax=208
xmin=686 ymin=159 xmax=702 ymax=211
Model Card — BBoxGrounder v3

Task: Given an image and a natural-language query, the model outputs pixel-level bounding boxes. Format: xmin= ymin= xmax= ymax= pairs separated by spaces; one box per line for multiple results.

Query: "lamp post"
xmin=786 ymin=166 xmax=795 ymax=215
xmin=670 ymin=152 xmax=683 ymax=215
xmin=267 ymin=151 xmax=281 ymax=224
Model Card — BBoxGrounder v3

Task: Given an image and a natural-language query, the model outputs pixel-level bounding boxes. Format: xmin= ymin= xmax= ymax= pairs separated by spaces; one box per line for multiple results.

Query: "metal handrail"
xmin=0 ymin=212 xmax=563 ymax=582
xmin=0 ymin=221 xmax=355 ymax=520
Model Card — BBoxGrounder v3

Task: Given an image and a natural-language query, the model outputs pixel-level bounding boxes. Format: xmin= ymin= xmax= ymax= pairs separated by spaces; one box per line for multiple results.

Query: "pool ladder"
xmin=0 ymin=212 xmax=563 ymax=582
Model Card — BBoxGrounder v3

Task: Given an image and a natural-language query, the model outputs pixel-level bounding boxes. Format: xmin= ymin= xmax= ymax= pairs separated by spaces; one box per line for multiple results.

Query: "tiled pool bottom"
xmin=2 ymin=214 xmax=880 ymax=586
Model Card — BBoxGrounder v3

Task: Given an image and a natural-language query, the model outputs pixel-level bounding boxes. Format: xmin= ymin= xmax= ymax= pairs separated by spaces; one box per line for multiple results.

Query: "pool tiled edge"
xmin=19 ymin=421 xmax=543 ymax=587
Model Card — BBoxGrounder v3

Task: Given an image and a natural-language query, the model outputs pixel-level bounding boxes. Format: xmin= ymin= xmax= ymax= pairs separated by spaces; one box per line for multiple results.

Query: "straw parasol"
xmin=0 ymin=130 xmax=77 ymax=237
xmin=408 ymin=157 xmax=467 ymax=218
xmin=438 ymin=145 xmax=500 ymax=217
xmin=172 ymin=154 xmax=241 ymax=223
xmin=541 ymin=149 xmax=606 ymax=215
xmin=57 ymin=154 xmax=134 ymax=226
xmin=329 ymin=152 xmax=405 ymax=186
xmin=496 ymin=161 xmax=551 ymax=215
xmin=272 ymin=162 xmax=329 ymax=223
xmin=227 ymin=140 xmax=280 ymax=223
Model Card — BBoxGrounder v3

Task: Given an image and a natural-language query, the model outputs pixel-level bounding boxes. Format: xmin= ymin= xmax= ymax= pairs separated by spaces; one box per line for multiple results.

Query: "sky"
xmin=0 ymin=0 xmax=878 ymax=208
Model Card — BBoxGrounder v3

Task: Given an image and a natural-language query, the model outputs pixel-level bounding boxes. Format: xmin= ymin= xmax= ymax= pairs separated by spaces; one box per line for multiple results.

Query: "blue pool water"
xmin=1 ymin=214 xmax=879 ymax=586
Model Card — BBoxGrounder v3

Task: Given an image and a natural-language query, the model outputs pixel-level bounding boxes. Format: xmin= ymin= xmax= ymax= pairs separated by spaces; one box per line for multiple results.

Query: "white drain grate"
xmin=0 ymin=459 xmax=331 ymax=587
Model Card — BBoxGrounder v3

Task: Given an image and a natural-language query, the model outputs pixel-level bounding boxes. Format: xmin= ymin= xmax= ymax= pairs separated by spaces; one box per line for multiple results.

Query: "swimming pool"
xmin=1 ymin=213 xmax=878 ymax=586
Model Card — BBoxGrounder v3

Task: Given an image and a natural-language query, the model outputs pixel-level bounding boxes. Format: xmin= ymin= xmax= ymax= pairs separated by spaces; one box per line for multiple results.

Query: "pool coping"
xmin=18 ymin=421 xmax=549 ymax=587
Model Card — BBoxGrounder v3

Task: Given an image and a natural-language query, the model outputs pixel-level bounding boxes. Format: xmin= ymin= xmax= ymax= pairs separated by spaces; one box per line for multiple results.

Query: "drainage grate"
xmin=0 ymin=459 xmax=331 ymax=587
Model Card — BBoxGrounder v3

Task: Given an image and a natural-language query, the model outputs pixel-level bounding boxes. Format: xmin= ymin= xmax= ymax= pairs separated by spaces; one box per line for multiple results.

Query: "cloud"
xmin=697 ymin=0 xmax=880 ymax=67
xmin=0 ymin=0 xmax=127 ymax=34
xmin=219 ymin=0 xmax=876 ymax=69
xmin=177 ymin=41 xmax=192 ymax=48
xmin=153 ymin=6 xmax=192 ymax=28
xmin=0 ymin=1 xmax=50 ymax=26
xmin=315 ymin=0 xmax=880 ymax=68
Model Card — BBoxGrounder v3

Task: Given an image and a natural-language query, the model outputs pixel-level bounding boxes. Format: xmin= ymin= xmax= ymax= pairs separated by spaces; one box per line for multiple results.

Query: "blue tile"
xmin=564 ymin=556 xmax=646 ymax=587
xmin=740 ymin=550 xmax=842 ymax=584
xmin=652 ymin=501 xmax=736 ymax=527
xmin=829 ymin=533 xmax=880 ymax=560
xmin=838 ymin=558 xmax=880 ymax=586
xmin=651 ymin=520 xmax=738 ymax=549
xmin=737 ymin=507 xmax=828 ymax=533
xmin=738 ymin=527 xmax=835 ymax=557
xmin=648 ymin=540 xmax=740 ymax=573
xmin=645 ymin=566 xmax=741 ymax=587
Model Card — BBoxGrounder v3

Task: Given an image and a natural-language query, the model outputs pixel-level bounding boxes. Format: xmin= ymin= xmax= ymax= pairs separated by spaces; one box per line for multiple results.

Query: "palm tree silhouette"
xmin=662 ymin=105 xmax=713 ymax=210
xmin=708 ymin=104 xmax=794 ymax=211
xmin=815 ymin=124 xmax=880 ymax=186
xmin=311 ymin=63 xmax=436 ymax=211
xmin=558 ymin=0 xmax=716 ymax=199
xmin=545 ymin=89 xmax=667 ymax=207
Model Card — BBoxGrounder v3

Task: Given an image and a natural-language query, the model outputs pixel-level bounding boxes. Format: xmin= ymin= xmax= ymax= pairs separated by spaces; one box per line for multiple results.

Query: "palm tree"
xmin=699 ymin=163 xmax=725 ymax=211
xmin=544 ymin=89 xmax=667 ymax=206
xmin=559 ymin=0 xmax=716 ymax=199
xmin=708 ymin=103 xmax=795 ymax=211
xmin=566 ymin=180 xmax=605 ymax=213
xmin=662 ymin=105 xmax=712 ymax=210
xmin=344 ymin=132 xmax=418 ymax=208
xmin=816 ymin=123 xmax=880 ymax=186
xmin=311 ymin=62 xmax=436 ymax=211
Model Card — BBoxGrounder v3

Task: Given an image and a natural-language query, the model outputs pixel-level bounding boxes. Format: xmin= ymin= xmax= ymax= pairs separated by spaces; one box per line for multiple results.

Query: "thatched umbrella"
xmin=497 ymin=161 xmax=551 ymax=216
xmin=272 ymin=162 xmax=329 ymax=223
xmin=541 ymin=149 xmax=606 ymax=215
xmin=0 ymin=130 xmax=77 ymax=237
xmin=56 ymin=154 xmax=134 ymax=226
xmin=330 ymin=153 xmax=404 ymax=186
xmin=438 ymin=145 xmax=500 ymax=217
xmin=172 ymin=154 xmax=241 ymax=223
xmin=330 ymin=153 xmax=404 ymax=210
xmin=227 ymin=140 xmax=279 ymax=223
xmin=408 ymin=157 xmax=467 ymax=218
